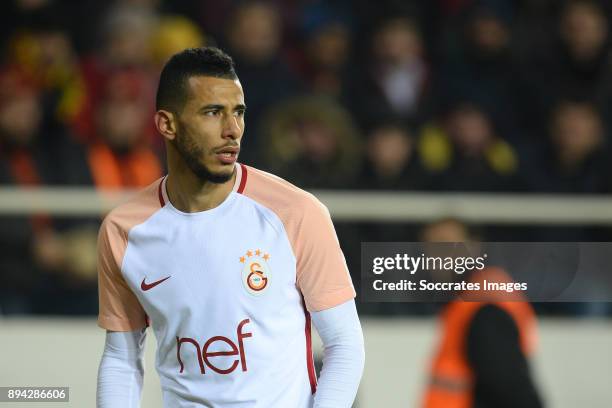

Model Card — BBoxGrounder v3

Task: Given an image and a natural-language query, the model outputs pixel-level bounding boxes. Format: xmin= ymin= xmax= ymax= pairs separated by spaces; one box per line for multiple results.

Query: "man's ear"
xmin=155 ymin=110 xmax=178 ymax=141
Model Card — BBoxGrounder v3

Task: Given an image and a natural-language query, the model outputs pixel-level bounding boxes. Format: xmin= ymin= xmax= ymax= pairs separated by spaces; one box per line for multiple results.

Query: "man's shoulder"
xmin=241 ymin=165 xmax=324 ymax=214
xmin=100 ymin=177 xmax=165 ymax=237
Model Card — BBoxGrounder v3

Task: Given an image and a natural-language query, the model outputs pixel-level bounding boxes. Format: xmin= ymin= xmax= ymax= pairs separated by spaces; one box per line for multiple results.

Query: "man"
xmin=420 ymin=218 xmax=543 ymax=408
xmin=96 ymin=47 xmax=364 ymax=407
xmin=87 ymin=70 xmax=163 ymax=190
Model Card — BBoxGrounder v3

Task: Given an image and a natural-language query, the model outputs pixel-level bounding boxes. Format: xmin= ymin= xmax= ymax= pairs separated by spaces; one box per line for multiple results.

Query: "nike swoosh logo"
xmin=141 ymin=276 xmax=171 ymax=291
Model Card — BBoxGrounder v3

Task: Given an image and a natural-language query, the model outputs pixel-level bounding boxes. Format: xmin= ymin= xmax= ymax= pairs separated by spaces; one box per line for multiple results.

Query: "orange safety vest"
xmin=422 ymin=267 xmax=538 ymax=408
xmin=88 ymin=143 xmax=162 ymax=189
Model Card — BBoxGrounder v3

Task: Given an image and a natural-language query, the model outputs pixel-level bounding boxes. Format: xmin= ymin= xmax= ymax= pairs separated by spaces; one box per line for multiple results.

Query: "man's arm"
xmin=285 ymin=194 xmax=363 ymax=406
xmin=97 ymin=329 xmax=146 ymax=408
xmin=311 ymin=299 xmax=365 ymax=408
xmin=467 ymin=304 xmax=543 ymax=408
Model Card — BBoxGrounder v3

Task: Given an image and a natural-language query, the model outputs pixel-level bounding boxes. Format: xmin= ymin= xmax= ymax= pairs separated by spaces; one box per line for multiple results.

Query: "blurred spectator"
xmin=224 ymin=1 xmax=302 ymax=165
xmin=87 ymin=70 xmax=163 ymax=190
xmin=100 ymin=3 xmax=157 ymax=68
xmin=560 ymin=0 xmax=609 ymax=77
xmin=419 ymin=102 xmax=522 ymax=191
xmin=301 ymin=18 xmax=352 ymax=96
xmin=529 ymin=0 xmax=612 ymax=123
xmin=358 ymin=121 xmax=431 ymax=190
xmin=296 ymin=2 xmax=353 ymax=97
xmin=436 ymin=0 xmax=529 ymax=140
xmin=75 ymin=3 xmax=158 ymax=141
xmin=527 ymin=99 xmax=610 ymax=193
xmin=0 ymin=69 xmax=97 ymax=315
xmin=5 ymin=19 xmax=87 ymax=137
xmin=260 ymin=95 xmax=361 ymax=189
xmin=150 ymin=14 xmax=206 ymax=68
xmin=345 ymin=17 xmax=431 ymax=130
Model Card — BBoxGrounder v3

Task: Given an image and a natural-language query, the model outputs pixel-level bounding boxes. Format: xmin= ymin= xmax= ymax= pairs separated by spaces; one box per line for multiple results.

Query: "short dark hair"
xmin=155 ymin=47 xmax=237 ymax=112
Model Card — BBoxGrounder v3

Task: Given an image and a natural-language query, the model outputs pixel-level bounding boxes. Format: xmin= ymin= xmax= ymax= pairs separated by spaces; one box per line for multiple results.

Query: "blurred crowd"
xmin=1 ymin=0 xmax=611 ymax=316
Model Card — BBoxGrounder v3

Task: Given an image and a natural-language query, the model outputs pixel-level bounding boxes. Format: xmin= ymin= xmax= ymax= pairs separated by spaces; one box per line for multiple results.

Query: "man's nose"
xmin=222 ymin=115 xmax=242 ymax=139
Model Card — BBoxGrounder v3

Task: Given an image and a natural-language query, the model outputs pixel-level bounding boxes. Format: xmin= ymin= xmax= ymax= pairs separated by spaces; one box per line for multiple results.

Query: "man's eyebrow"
xmin=199 ymin=104 xmax=247 ymax=111
xmin=199 ymin=104 xmax=225 ymax=111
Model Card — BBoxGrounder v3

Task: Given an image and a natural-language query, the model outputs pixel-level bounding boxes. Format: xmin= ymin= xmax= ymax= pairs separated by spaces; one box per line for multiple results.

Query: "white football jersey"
xmin=97 ymin=163 xmax=355 ymax=407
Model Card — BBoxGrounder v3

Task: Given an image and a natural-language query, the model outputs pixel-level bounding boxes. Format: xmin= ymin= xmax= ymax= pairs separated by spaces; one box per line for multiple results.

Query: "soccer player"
xmin=96 ymin=47 xmax=364 ymax=407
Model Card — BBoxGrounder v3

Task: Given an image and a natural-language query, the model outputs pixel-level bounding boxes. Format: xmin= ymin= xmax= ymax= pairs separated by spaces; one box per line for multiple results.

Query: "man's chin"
xmin=209 ymin=170 xmax=234 ymax=184
xmin=190 ymin=163 xmax=234 ymax=184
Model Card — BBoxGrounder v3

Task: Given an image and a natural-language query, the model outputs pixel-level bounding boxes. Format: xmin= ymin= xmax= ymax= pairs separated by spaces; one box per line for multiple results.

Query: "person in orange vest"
xmin=87 ymin=70 xmax=163 ymax=190
xmin=420 ymin=218 xmax=544 ymax=408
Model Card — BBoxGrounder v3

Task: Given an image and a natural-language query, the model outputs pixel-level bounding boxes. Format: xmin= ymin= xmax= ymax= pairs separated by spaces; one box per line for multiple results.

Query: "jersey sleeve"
xmin=97 ymin=218 xmax=147 ymax=331
xmin=296 ymin=198 xmax=356 ymax=312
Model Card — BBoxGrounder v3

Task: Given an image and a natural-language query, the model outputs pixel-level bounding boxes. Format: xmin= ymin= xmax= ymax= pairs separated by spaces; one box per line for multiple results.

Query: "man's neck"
xmin=165 ymin=164 xmax=236 ymax=213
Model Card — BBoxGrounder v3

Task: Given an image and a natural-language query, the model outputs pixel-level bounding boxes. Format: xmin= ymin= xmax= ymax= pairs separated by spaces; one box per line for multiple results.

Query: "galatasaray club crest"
xmin=240 ymin=249 xmax=272 ymax=296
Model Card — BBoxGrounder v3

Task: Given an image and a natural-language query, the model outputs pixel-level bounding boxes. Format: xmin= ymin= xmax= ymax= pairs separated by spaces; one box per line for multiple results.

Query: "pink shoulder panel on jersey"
xmin=97 ymin=178 xmax=165 ymax=331
xmin=237 ymin=164 xmax=356 ymax=312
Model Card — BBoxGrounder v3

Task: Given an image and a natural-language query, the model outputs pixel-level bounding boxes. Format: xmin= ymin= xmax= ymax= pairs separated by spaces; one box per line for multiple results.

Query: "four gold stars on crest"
xmin=239 ymin=250 xmax=270 ymax=263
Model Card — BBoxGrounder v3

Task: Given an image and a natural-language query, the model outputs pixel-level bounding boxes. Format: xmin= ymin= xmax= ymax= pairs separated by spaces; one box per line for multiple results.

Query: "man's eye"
xmin=205 ymin=110 xmax=219 ymax=116
xmin=234 ymin=110 xmax=245 ymax=117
